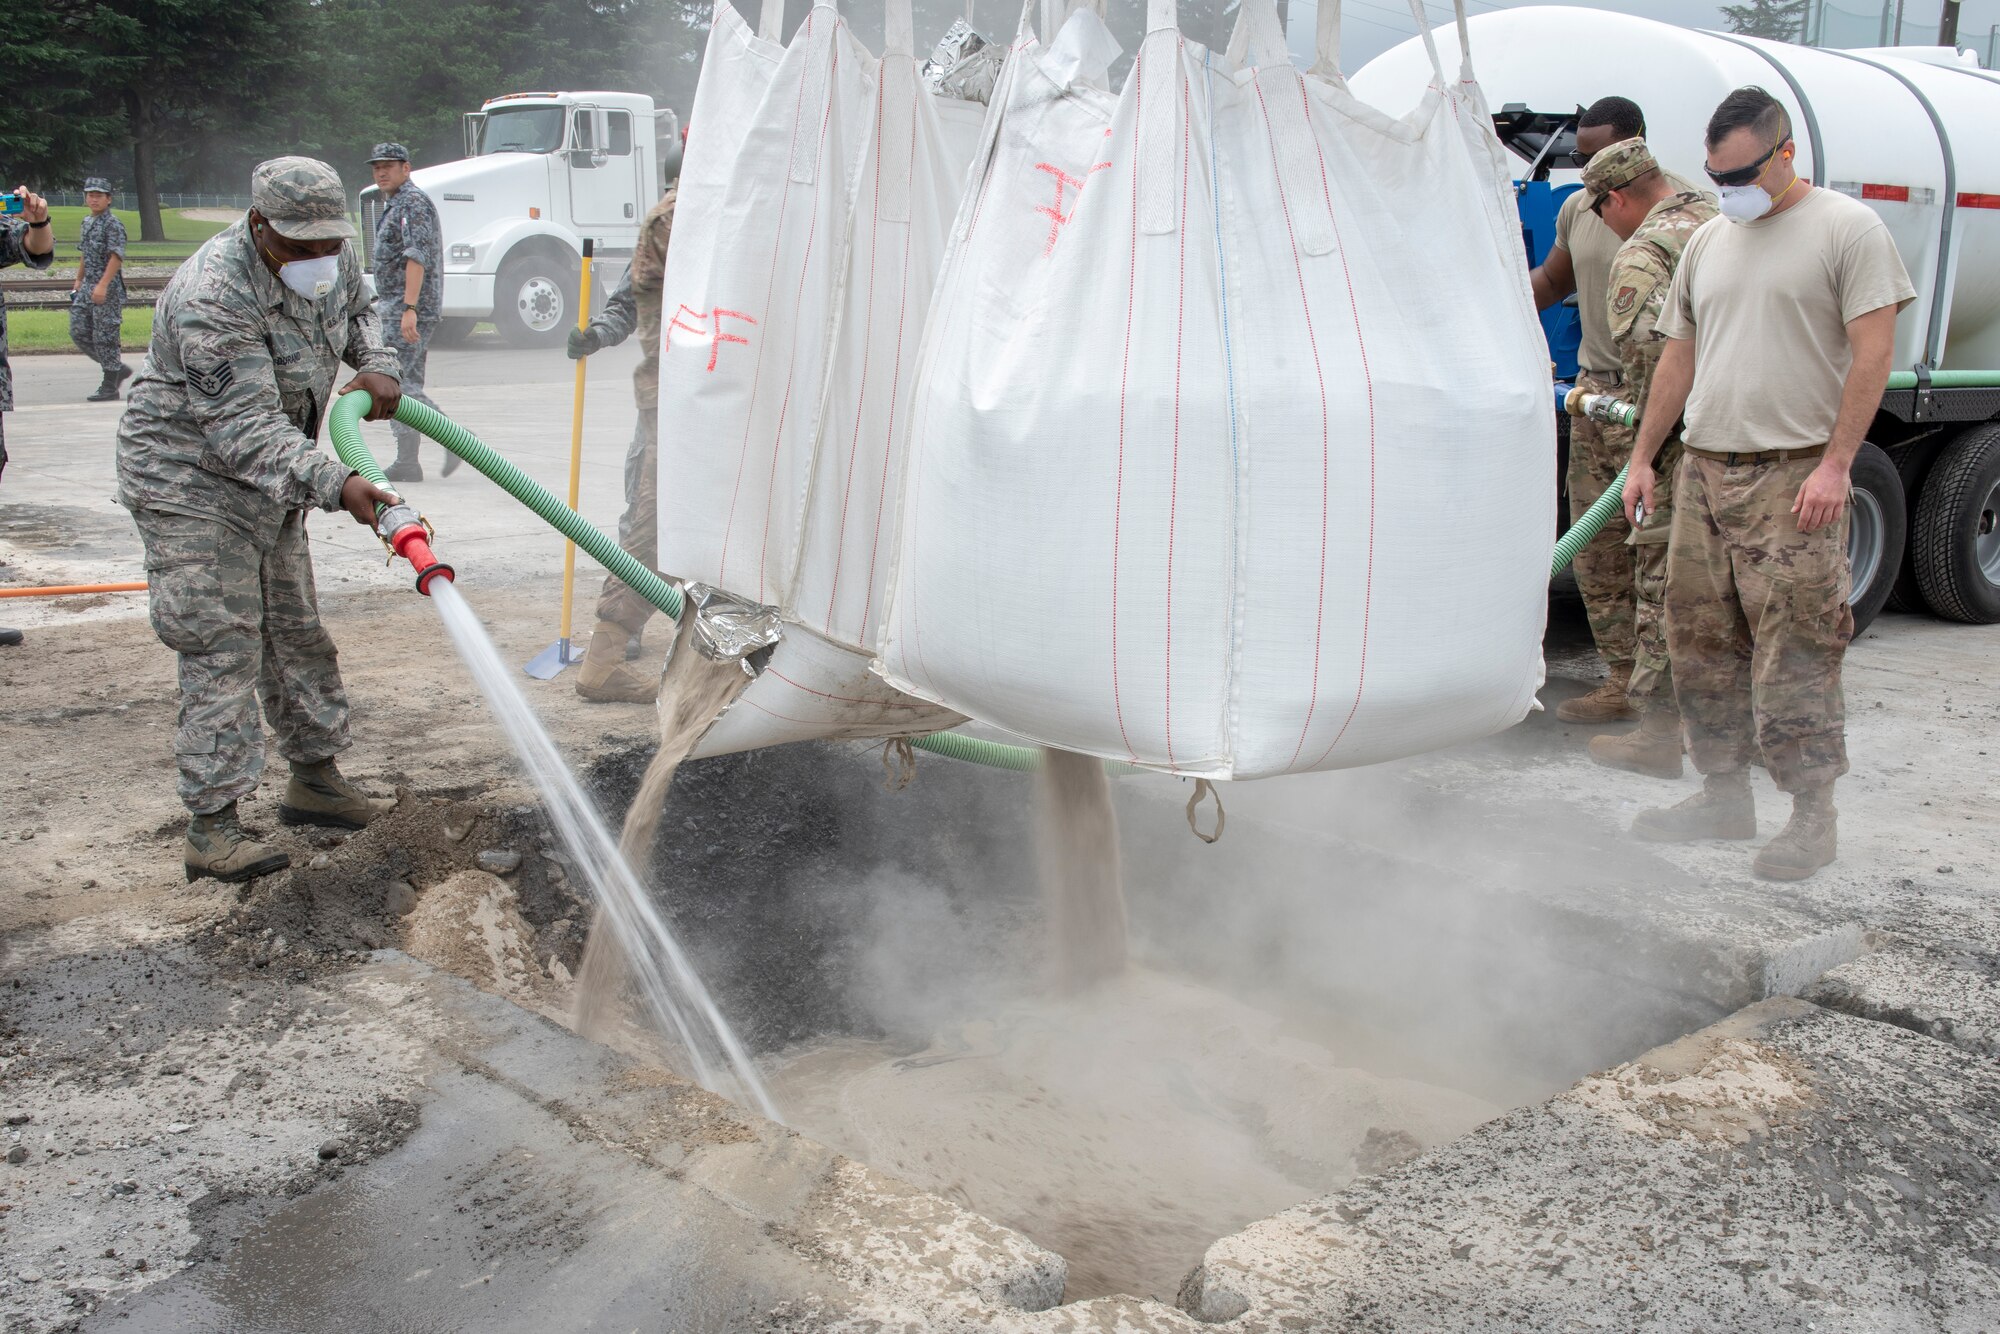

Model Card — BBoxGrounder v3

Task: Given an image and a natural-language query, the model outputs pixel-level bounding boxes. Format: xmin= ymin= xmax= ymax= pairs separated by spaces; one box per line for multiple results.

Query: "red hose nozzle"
xmin=376 ymin=505 xmax=455 ymax=596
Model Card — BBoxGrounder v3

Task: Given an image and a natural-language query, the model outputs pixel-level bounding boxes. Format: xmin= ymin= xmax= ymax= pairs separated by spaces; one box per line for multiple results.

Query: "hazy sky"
xmin=1328 ymin=0 xmax=2000 ymax=68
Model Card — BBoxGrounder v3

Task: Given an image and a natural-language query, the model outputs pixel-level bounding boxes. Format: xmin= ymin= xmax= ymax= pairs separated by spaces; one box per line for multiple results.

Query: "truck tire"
xmin=1912 ymin=421 xmax=2000 ymax=624
xmin=493 ymin=251 xmax=575 ymax=348
xmin=1884 ymin=439 xmax=1941 ymax=614
xmin=1846 ymin=441 xmax=1904 ymax=636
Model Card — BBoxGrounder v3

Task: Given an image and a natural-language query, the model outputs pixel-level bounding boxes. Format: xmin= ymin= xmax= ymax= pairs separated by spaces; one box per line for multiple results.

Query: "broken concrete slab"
xmin=1183 ymin=997 xmax=2000 ymax=1331
xmin=83 ymin=953 xmax=1068 ymax=1332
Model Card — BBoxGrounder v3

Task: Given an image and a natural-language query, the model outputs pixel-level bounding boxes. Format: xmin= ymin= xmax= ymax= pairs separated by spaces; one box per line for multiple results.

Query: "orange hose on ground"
xmin=0 ymin=582 xmax=149 ymax=599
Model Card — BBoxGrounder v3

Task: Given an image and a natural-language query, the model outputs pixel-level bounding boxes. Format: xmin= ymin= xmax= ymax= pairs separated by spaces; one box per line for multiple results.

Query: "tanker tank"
xmin=1351 ymin=5 xmax=2000 ymax=372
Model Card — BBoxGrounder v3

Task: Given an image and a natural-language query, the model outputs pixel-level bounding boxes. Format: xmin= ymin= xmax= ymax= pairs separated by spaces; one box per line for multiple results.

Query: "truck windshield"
xmin=476 ymin=106 xmax=566 ymax=155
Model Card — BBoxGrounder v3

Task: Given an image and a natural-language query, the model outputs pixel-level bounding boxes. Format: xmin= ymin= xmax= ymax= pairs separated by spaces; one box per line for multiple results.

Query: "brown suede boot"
xmin=1630 ymin=770 xmax=1757 ymax=842
xmin=1588 ymin=707 xmax=1684 ymax=779
xmin=575 ymin=621 xmax=660 ymax=703
xmin=279 ymin=759 xmax=397 ymax=830
xmin=1753 ymin=784 xmax=1838 ymax=881
xmin=185 ymin=803 xmax=290 ymax=883
xmin=1556 ymin=664 xmax=1637 ymax=723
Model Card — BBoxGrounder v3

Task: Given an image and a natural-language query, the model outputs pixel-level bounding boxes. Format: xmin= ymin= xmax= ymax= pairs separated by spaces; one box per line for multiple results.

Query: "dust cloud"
xmin=1035 ymin=747 xmax=1127 ymax=991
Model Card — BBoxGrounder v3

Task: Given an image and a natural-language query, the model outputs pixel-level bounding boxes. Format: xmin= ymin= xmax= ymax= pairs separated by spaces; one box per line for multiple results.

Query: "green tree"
xmin=29 ymin=0 xmax=310 ymax=239
xmin=0 ymin=2 xmax=129 ymax=189
xmin=1720 ymin=0 xmax=1809 ymax=40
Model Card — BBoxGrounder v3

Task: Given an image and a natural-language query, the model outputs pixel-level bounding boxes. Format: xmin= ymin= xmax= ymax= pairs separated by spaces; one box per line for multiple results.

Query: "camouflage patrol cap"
xmin=251 ymin=156 xmax=356 ymax=240
xmin=367 ymin=143 xmax=411 ymax=164
xmin=83 ymin=177 xmax=114 ymax=195
xmin=1581 ymin=137 xmax=1661 ymax=209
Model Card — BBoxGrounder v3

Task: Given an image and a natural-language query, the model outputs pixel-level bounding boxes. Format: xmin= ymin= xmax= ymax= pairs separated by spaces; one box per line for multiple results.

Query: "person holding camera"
xmin=71 ymin=177 xmax=131 ymax=401
xmin=1 ymin=183 xmax=55 ymax=648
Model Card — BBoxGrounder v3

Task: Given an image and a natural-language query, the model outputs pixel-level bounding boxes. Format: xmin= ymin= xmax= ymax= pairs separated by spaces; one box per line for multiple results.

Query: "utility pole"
xmin=1939 ymin=0 xmax=1962 ymax=47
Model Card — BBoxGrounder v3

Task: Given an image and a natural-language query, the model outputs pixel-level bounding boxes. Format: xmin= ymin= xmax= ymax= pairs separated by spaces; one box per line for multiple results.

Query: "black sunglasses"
xmin=1705 ymin=140 xmax=1783 ymax=188
xmin=1568 ymin=148 xmax=1592 ymax=169
xmin=1587 ymin=190 xmax=1611 ymax=217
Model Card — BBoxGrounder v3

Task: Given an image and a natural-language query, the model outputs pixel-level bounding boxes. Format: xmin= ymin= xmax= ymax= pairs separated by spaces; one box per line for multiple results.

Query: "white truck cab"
xmin=359 ymin=91 xmax=681 ymax=347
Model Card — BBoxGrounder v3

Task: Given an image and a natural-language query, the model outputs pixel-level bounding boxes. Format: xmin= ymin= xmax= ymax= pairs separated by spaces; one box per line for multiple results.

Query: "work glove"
xmin=567 ymin=326 xmax=603 ymax=360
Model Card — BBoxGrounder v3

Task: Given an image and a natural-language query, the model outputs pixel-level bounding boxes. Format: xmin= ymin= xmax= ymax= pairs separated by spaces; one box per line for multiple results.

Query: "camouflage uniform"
xmin=116 ymin=158 xmax=400 ymax=815
xmin=584 ymin=188 xmax=675 ymax=635
xmin=1605 ymin=185 xmax=1719 ymax=707
xmin=1666 ymin=457 xmax=1852 ymax=790
xmin=367 ymin=145 xmax=444 ymax=464
xmin=70 ymin=182 xmax=129 ymax=375
xmin=1 ymin=215 xmax=56 ymax=475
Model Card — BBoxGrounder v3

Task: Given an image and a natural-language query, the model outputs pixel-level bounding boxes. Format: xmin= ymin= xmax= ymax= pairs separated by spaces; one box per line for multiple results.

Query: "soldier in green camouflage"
xmin=116 ymin=156 xmax=407 ymax=883
xmin=565 ymin=186 xmax=676 ymax=702
xmin=70 ymin=178 xmax=131 ymax=401
xmin=1575 ymin=139 xmax=1717 ymax=779
xmin=1623 ymin=88 xmax=1915 ymax=881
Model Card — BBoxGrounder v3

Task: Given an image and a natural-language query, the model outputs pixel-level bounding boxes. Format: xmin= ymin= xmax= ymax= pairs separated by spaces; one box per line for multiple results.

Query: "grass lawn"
xmin=38 ymin=206 xmax=231 ymax=264
xmin=7 ymin=307 xmax=154 ymax=352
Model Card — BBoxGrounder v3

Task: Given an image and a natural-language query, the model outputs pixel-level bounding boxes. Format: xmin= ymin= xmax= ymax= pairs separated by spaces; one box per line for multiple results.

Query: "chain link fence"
xmin=41 ymin=191 xmax=253 ymax=212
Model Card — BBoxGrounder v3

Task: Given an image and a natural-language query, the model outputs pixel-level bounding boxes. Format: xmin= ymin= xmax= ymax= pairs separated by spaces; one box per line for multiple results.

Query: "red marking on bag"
xmin=1861 ymin=183 xmax=1910 ymax=203
xmin=668 ymin=305 xmax=757 ymax=371
xmin=1033 ymin=160 xmax=1112 ymax=257
xmin=1957 ymin=191 xmax=2000 ymax=209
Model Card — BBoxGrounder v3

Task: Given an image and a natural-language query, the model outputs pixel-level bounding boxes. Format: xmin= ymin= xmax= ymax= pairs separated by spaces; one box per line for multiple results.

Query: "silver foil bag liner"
xmin=923 ymin=19 xmax=1003 ymax=104
xmin=680 ymin=582 xmax=783 ymax=677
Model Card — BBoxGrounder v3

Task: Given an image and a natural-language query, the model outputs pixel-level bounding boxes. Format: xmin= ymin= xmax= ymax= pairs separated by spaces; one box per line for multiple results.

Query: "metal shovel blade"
xmin=523 ymin=637 xmax=580 ymax=680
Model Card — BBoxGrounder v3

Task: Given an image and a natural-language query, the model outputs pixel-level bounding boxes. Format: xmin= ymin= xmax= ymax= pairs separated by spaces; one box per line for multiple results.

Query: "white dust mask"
xmin=277 ymin=254 xmax=340 ymax=300
xmin=1718 ymin=184 xmax=1773 ymax=225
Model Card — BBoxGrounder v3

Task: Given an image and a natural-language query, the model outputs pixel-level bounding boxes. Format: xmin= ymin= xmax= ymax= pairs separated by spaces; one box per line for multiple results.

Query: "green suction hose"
xmin=327 ymin=390 xmax=684 ymax=622
xmin=1551 ymin=463 xmax=1630 ymax=576
xmin=909 ymin=732 xmax=1146 ymax=775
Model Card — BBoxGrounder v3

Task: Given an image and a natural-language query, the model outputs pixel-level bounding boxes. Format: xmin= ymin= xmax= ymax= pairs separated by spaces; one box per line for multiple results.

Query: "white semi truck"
xmin=359 ymin=91 xmax=682 ymax=348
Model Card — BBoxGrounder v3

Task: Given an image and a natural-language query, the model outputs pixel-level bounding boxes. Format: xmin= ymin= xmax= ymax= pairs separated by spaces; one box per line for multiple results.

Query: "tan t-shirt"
xmin=1658 ymin=187 xmax=1916 ymax=454
xmin=1555 ymin=168 xmax=1708 ymax=376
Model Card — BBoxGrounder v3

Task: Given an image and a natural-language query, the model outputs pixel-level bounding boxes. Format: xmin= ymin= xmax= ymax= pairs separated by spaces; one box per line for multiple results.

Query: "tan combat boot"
xmin=1588 ymin=707 xmax=1684 ymax=779
xmin=1556 ymin=664 xmax=1638 ymax=723
xmin=1630 ymin=770 xmax=1757 ymax=842
xmin=185 ymin=803 xmax=290 ymax=883
xmin=1753 ymin=785 xmax=1838 ymax=881
xmin=575 ymin=621 xmax=660 ymax=703
xmin=279 ymin=758 xmax=397 ymax=830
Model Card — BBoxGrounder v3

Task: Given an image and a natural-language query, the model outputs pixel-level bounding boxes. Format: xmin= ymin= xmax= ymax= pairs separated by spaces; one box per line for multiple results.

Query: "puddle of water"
xmin=428 ymin=580 xmax=776 ymax=1118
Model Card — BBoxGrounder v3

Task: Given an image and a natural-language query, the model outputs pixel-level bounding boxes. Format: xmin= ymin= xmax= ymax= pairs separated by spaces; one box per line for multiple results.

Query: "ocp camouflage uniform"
xmin=1 ymin=216 xmax=55 ymax=474
xmin=70 ymin=206 xmax=129 ymax=374
xmin=1606 ymin=189 xmax=1717 ymax=707
xmin=1567 ymin=368 xmax=1637 ymax=674
xmin=116 ymin=183 xmax=399 ymax=815
xmin=370 ymin=177 xmax=444 ymax=463
xmin=586 ymin=187 xmax=675 ymax=636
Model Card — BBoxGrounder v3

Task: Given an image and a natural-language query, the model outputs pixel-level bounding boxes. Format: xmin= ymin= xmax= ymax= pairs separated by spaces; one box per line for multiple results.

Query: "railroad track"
xmin=4 ymin=275 xmax=172 ymax=293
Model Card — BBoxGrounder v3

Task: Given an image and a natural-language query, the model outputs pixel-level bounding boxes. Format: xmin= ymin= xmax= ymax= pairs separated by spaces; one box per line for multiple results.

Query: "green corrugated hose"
xmin=327 ymin=390 xmax=683 ymax=622
xmin=1551 ymin=463 xmax=1630 ymax=577
xmin=909 ymin=731 xmax=1147 ymax=775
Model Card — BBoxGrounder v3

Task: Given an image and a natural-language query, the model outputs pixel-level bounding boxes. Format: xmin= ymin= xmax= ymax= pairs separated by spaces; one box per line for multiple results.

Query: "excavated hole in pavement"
xmin=575 ymin=739 xmax=1767 ymax=1306
xmin=210 ymin=736 xmax=1813 ymax=1307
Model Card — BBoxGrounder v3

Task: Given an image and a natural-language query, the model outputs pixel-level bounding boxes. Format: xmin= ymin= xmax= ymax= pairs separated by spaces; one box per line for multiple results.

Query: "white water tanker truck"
xmin=1358 ymin=7 xmax=2000 ymax=630
xmin=357 ymin=91 xmax=682 ymax=349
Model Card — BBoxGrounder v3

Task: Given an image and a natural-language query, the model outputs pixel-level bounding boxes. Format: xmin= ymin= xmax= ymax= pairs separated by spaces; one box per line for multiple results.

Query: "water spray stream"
xmin=426 ymin=579 xmax=779 ymax=1120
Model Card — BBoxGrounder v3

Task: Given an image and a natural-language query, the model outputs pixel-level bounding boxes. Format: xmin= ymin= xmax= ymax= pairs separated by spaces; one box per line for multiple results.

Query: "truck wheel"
xmin=1846 ymin=441 xmax=1904 ymax=636
xmin=1912 ymin=422 xmax=2000 ymax=624
xmin=493 ymin=252 xmax=574 ymax=348
xmin=1884 ymin=440 xmax=1941 ymax=614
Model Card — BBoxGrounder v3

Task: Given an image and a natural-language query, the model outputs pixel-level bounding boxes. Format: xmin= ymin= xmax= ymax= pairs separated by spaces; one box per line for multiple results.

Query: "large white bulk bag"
xmin=654 ymin=0 xmax=978 ymax=757
xmin=878 ymin=0 xmax=1554 ymax=779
